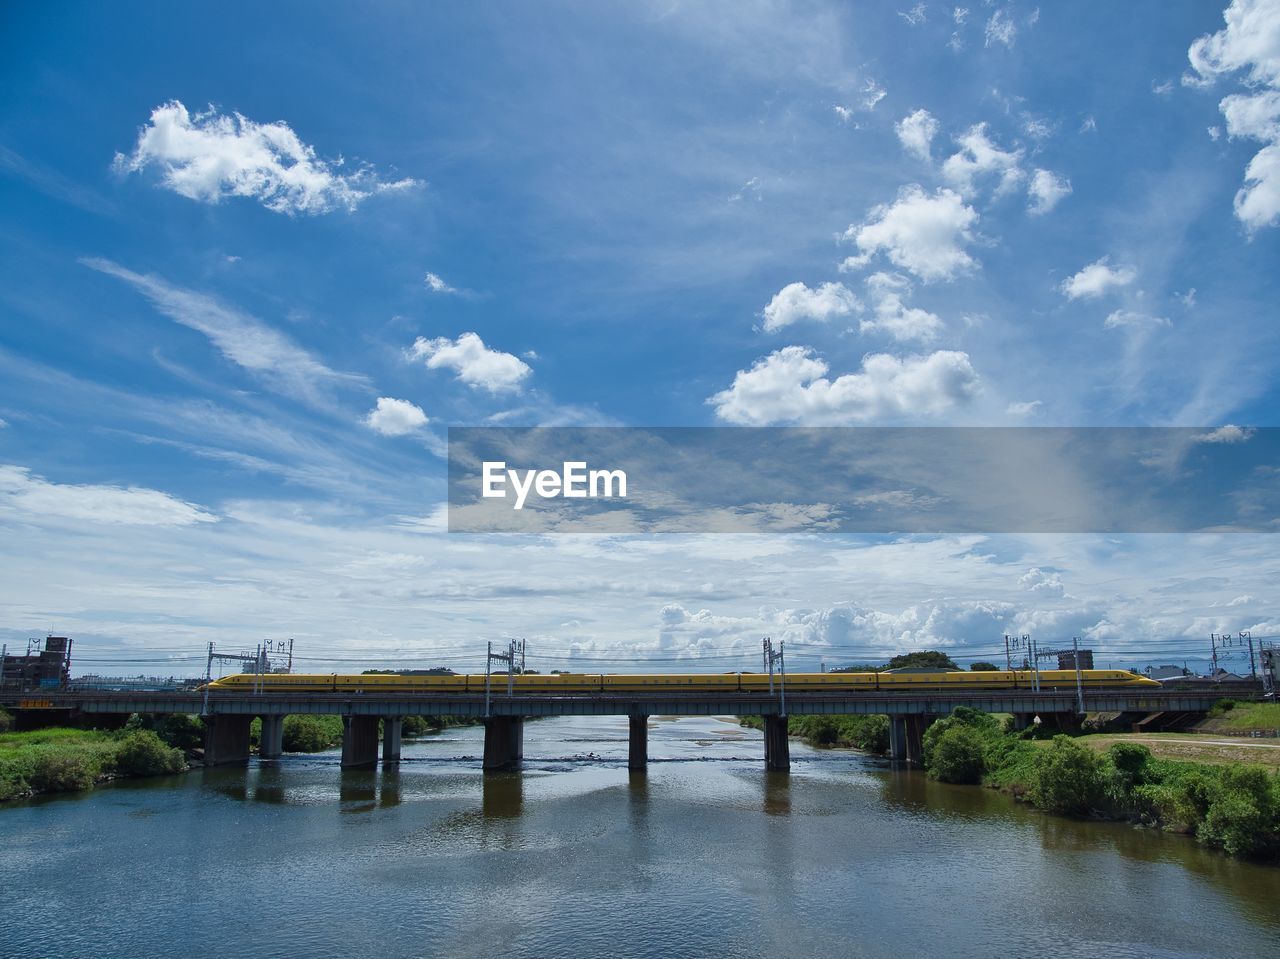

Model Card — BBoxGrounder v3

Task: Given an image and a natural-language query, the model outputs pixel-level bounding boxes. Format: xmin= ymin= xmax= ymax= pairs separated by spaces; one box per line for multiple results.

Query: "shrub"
xmin=1107 ymin=742 xmax=1153 ymax=808
xmin=1208 ymin=698 xmax=1237 ymax=718
xmin=126 ymin=713 xmax=205 ymax=752
xmin=928 ymin=725 xmax=987 ymax=784
xmin=282 ymin=715 xmax=343 ymax=752
xmin=114 ymin=731 xmax=186 ymax=777
xmin=922 ymin=707 xmax=1001 ymax=767
xmin=1028 ymin=735 xmax=1105 ymax=816
xmin=1198 ymin=765 xmax=1280 ymax=858
xmin=28 ymin=749 xmax=98 ymax=793
xmin=401 ymin=715 xmax=434 ymax=737
xmin=0 ymin=706 xmax=12 ymax=733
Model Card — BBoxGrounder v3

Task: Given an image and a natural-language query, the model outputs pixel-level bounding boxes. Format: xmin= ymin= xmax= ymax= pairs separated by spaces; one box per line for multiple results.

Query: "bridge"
xmin=0 ymin=686 xmax=1240 ymax=772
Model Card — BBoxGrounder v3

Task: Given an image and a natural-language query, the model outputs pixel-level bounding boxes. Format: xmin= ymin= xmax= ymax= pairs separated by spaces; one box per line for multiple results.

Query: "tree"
xmin=928 ymin=726 xmax=987 ymax=784
xmin=887 ymin=650 xmax=958 ymax=670
xmin=969 ymin=662 xmax=999 ymax=671
xmin=1028 ymin=735 xmax=1104 ymax=815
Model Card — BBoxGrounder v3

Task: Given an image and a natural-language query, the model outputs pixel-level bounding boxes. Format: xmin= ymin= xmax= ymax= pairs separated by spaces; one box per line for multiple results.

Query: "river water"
xmin=2 ymin=715 xmax=1278 ymax=958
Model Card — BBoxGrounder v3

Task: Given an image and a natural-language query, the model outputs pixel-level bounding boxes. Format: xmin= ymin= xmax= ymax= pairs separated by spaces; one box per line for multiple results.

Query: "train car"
xmin=205 ymin=667 xmax=1158 ymax=695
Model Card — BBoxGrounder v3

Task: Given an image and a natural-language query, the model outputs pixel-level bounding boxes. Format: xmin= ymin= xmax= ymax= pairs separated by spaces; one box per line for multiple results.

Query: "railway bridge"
xmin=0 ymin=687 xmax=1237 ymax=772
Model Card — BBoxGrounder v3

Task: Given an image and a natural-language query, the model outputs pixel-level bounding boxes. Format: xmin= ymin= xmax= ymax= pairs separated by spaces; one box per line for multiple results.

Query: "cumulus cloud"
xmin=840 ymin=185 xmax=979 ymax=282
xmin=1187 ymin=0 xmax=1280 ymax=231
xmin=761 ymin=281 xmax=860 ymax=332
xmin=409 ymin=332 xmax=531 ymax=393
xmin=0 ymin=465 xmax=217 ymax=526
xmin=941 ymin=123 xmax=1025 ymax=197
xmin=1019 ymin=567 xmax=1067 ymax=597
xmin=365 ymin=397 xmax=428 ymax=436
xmin=1059 ymin=257 xmax=1137 ymax=299
xmin=896 ymin=109 xmax=940 ymax=161
xmin=1192 ymin=424 xmax=1255 ymax=444
xmin=113 ymin=100 xmax=417 ymax=215
xmin=708 ymin=346 xmax=979 ymax=424
xmin=1027 ymin=169 xmax=1072 ymax=214
xmin=860 ymin=273 xmax=944 ymax=342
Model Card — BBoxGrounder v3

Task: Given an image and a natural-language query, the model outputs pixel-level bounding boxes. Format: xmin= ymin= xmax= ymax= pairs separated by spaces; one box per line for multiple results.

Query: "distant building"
xmin=1057 ymin=649 xmax=1094 ymax=670
xmin=1146 ymin=664 xmax=1191 ymax=681
xmin=0 ymin=636 xmax=72 ymax=690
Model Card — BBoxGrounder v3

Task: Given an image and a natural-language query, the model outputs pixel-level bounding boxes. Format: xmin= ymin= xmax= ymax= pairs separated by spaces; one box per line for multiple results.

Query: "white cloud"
xmin=1104 ymin=310 xmax=1170 ymax=330
xmin=728 ymin=176 xmax=763 ymax=201
xmin=1019 ymin=567 xmax=1066 ymax=597
xmin=896 ymin=109 xmax=940 ymax=161
xmin=1027 ymin=168 xmax=1072 ymax=214
xmin=1059 ymin=257 xmax=1137 ymax=299
xmin=860 ymin=273 xmax=944 ymax=342
xmin=985 ymin=8 xmax=1017 ymax=47
xmin=0 ymin=465 xmax=217 ymax=526
xmin=1006 ymin=399 xmax=1042 ymax=416
xmin=1192 ymin=424 xmax=1255 ymax=444
xmin=954 ymin=7 xmax=970 ymax=26
xmin=941 ymin=123 xmax=1025 ymax=197
xmin=708 ymin=346 xmax=979 ymax=425
xmin=841 ymin=185 xmax=979 ymax=282
xmin=114 ymin=100 xmax=417 ymax=215
xmin=424 ymin=272 xmax=458 ymax=294
xmin=833 ymin=105 xmax=856 ymax=123
xmin=365 ymin=397 xmax=428 ymax=437
xmin=0 ymin=418 xmax=7 ymax=429
xmin=1187 ymin=0 xmax=1280 ymax=231
xmin=861 ymin=78 xmax=887 ymax=110
xmin=82 ymin=258 xmax=358 ymax=405
xmin=899 ymin=3 xmax=927 ymax=26
xmin=1080 ymin=115 xmax=1098 ymax=133
xmin=409 ymin=332 xmax=531 ymax=393
xmin=761 ymin=281 xmax=860 ymax=332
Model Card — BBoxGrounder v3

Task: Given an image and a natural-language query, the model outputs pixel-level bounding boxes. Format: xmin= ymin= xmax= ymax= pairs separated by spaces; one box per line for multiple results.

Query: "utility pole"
xmin=1241 ymin=631 xmax=1256 ymax=679
xmin=763 ymin=638 xmax=786 ymax=715
xmin=1072 ymin=637 xmax=1085 ymax=715
xmin=484 ymin=639 xmax=524 ymax=718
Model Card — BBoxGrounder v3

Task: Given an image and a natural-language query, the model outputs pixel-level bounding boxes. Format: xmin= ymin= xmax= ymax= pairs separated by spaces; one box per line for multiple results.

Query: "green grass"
xmin=1 ymin=726 xmax=186 ymax=804
xmin=1202 ymin=702 xmax=1280 ymax=732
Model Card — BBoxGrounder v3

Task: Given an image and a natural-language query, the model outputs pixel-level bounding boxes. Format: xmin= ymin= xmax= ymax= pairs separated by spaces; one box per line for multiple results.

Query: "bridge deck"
xmin=0 ymin=688 xmax=1241 ymax=717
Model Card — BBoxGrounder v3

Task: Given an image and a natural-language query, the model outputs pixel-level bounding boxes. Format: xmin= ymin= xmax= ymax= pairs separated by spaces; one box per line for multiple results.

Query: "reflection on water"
xmin=1 ymin=715 xmax=1278 ymax=959
xmin=482 ymin=772 xmax=523 ymax=819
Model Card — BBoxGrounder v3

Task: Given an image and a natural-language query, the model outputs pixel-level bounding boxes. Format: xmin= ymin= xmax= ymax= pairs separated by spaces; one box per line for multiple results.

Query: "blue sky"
xmin=1 ymin=1 xmax=1278 ymax=675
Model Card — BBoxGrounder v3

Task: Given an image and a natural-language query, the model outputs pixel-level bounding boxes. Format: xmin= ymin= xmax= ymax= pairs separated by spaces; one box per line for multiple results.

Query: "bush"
xmin=1107 ymin=742 xmax=1153 ymax=808
xmin=1028 ymin=735 xmax=1105 ymax=816
xmin=282 ymin=715 xmax=343 ymax=752
xmin=114 ymin=731 xmax=186 ymax=777
xmin=928 ymin=726 xmax=987 ymax=784
xmin=29 ymin=749 xmax=99 ymax=793
xmin=1208 ymin=698 xmax=1238 ymax=718
xmin=921 ymin=707 xmax=1001 ymax=767
xmin=0 ymin=706 xmax=12 ymax=733
xmin=1198 ymin=765 xmax=1280 ymax=858
xmin=125 ymin=713 xmax=205 ymax=752
xmin=401 ymin=715 xmax=434 ymax=737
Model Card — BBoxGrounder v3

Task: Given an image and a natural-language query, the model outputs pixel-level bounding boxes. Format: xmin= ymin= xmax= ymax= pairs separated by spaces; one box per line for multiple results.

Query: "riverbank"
xmin=0 ymin=725 xmax=186 ymax=803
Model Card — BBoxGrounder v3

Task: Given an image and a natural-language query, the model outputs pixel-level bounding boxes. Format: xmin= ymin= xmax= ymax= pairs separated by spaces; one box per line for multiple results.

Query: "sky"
xmin=1 ymin=1 xmax=1278 ymax=677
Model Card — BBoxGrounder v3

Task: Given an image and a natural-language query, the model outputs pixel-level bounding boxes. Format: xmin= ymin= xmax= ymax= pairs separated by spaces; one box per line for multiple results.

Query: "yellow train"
xmin=206 ymin=668 xmax=1159 ymax=694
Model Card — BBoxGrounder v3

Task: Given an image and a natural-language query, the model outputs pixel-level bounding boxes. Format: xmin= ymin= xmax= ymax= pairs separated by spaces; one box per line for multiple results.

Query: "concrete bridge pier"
xmin=628 ymin=715 xmax=648 ymax=771
xmin=258 ymin=715 xmax=284 ymax=759
xmin=483 ymin=716 xmax=524 ymax=772
xmin=889 ymin=715 xmax=935 ymax=765
xmin=763 ymin=714 xmax=790 ymax=772
xmin=341 ymin=715 xmax=380 ymax=768
xmin=888 ymin=717 xmax=907 ymax=761
xmin=204 ymin=714 xmax=252 ymax=766
xmin=383 ymin=717 xmax=403 ymax=765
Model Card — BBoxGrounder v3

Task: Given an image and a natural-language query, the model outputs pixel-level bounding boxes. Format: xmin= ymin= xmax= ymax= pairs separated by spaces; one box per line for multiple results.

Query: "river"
xmin=2 ymin=715 xmax=1278 ymax=958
